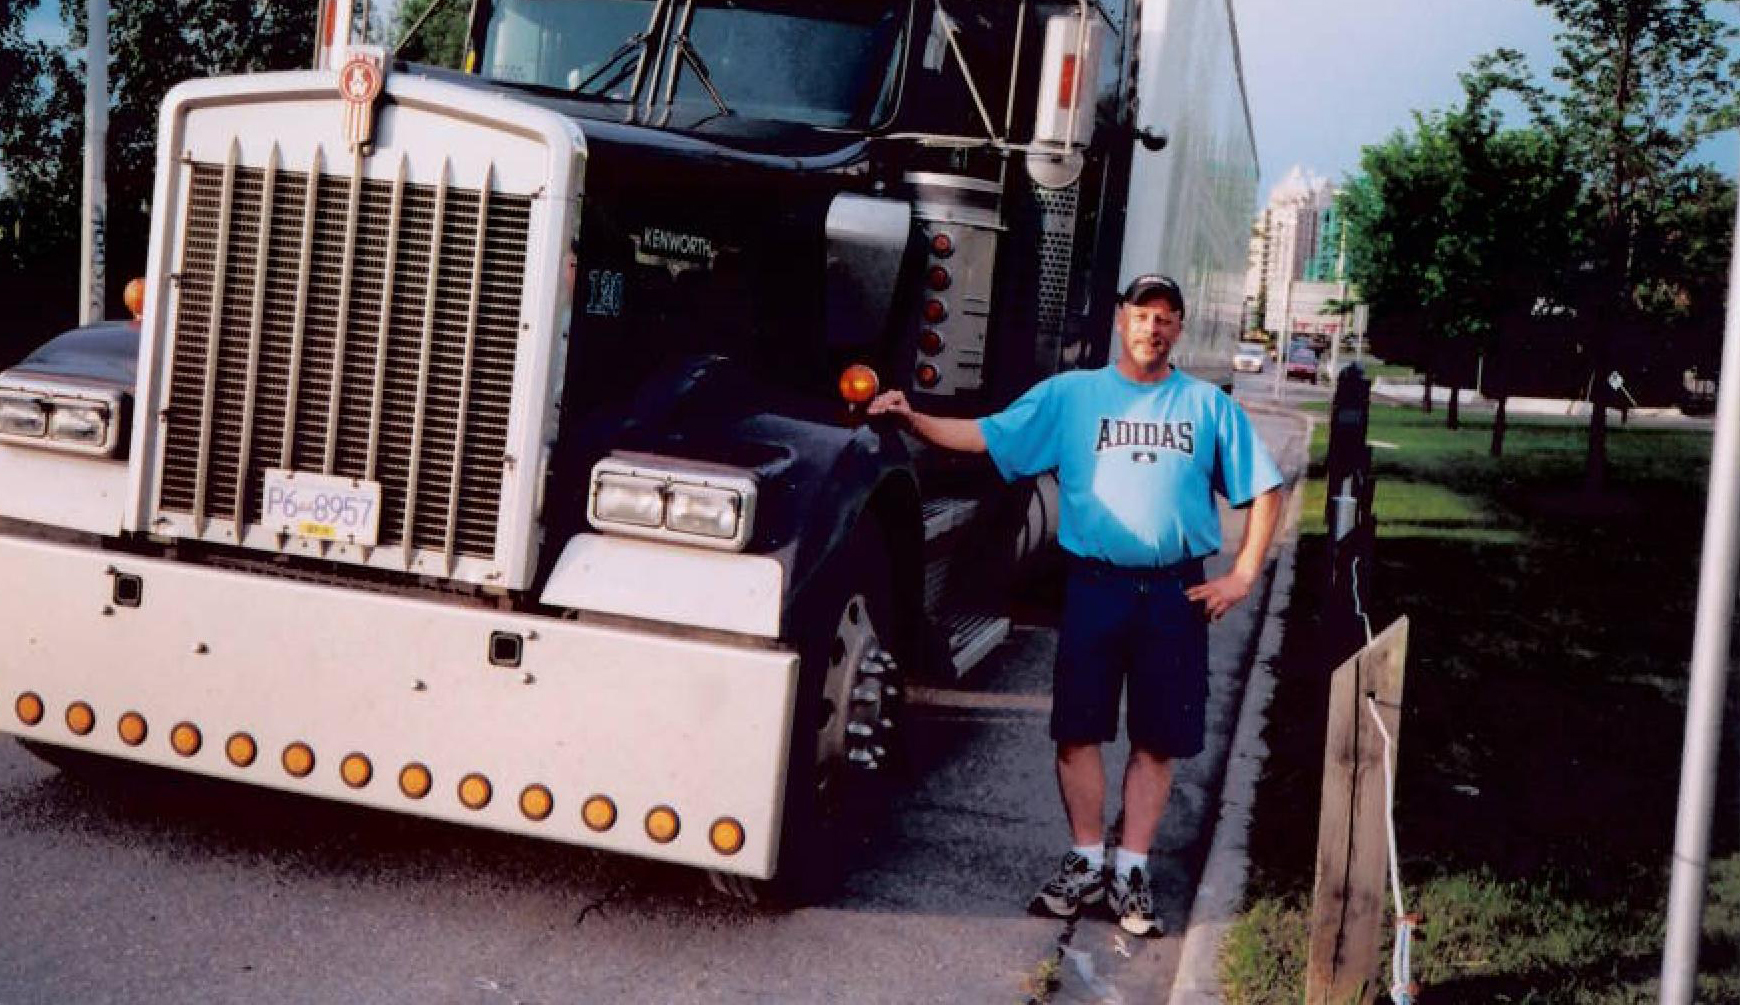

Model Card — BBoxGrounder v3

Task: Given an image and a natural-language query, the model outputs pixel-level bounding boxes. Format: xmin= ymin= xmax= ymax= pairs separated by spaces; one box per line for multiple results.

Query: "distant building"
xmin=1244 ymin=166 xmax=1362 ymax=342
xmin=1302 ymin=202 xmax=1344 ymax=283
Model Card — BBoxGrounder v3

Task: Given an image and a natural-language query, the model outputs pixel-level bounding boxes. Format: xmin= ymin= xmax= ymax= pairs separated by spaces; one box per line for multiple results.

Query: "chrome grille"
xmin=158 ymin=155 xmax=532 ymax=566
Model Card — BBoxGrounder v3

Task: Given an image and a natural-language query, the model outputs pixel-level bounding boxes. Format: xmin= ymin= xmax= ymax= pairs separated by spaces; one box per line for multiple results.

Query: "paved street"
xmin=0 ymin=406 xmax=1308 ymax=1005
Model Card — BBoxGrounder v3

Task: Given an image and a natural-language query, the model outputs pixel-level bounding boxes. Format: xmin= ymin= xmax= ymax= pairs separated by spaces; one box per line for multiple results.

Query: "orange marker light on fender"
xmin=838 ymin=364 xmax=879 ymax=405
xmin=123 ymin=278 xmax=146 ymax=322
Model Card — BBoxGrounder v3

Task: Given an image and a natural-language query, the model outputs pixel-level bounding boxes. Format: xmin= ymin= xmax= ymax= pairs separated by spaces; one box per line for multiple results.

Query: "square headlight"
xmin=0 ymin=394 xmax=47 ymax=438
xmin=47 ymin=402 xmax=110 ymax=446
xmin=592 ymin=472 xmax=666 ymax=528
xmin=666 ymin=483 xmax=742 ymax=539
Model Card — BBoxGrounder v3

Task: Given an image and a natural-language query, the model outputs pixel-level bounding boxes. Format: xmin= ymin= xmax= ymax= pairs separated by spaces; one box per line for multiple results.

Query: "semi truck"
xmin=0 ymin=0 xmax=1256 ymax=899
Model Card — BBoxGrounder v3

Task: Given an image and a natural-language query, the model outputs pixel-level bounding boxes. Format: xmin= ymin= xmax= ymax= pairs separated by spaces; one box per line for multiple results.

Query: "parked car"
xmin=1285 ymin=348 xmax=1320 ymax=384
xmin=1233 ymin=344 xmax=1267 ymax=373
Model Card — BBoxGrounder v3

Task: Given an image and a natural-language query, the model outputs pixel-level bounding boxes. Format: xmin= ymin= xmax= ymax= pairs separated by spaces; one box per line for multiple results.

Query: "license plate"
xmin=260 ymin=469 xmax=383 ymax=546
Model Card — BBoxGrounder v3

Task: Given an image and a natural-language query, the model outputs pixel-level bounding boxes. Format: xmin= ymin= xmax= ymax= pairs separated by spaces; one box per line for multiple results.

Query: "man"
xmin=869 ymin=274 xmax=1283 ymax=936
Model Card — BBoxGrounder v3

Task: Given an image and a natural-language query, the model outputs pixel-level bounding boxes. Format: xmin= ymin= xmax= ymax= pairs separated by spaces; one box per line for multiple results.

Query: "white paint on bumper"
xmin=0 ymin=534 xmax=799 ymax=878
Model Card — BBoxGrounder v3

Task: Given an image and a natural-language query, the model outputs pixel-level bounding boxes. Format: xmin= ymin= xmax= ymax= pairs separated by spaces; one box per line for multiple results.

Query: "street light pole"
xmin=79 ymin=0 xmax=108 ymax=325
xmin=1658 ymin=169 xmax=1740 ymax=1004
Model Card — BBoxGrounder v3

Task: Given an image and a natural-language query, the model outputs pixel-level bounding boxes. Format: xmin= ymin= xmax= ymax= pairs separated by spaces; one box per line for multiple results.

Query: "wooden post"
xmin=1306 ymin=617 xmax=1410 ymax=1005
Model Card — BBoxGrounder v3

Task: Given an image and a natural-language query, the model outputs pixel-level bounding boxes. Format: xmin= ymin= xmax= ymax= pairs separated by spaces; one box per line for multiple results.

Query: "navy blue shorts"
xmin=1051 ymin=556 xmax=1210 ymax=756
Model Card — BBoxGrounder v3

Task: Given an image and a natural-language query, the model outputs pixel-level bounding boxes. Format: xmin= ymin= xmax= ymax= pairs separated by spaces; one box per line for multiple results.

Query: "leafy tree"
xmin=1538 ymin=0 xmax=1740 ymax=488
xmin=0 ymin=0 xmax=84 ymax=364
xmin=393 ymin=0 xmax=469 ymax=68
xmin=0 ymin=0 xmax=314 ymax=363
xmin=1341 ymin=52 xmax=1580 ymax=445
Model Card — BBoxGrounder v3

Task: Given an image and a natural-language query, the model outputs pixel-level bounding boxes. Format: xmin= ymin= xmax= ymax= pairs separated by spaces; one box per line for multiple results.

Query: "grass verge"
xmin=1223 ymin=400 xmax=1740 ymax=1003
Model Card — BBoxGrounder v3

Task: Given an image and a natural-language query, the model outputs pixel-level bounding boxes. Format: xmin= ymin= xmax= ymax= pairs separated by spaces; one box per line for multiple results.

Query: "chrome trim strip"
xmin=232 ymin=143 xmax=279 ymax=536
xmin=442 ymin=161 xmax=492 ymax=571
xmin=402 ymin=158 xmax=450 ymax=567
xmin=190 ymin=138 xmax=240 ymax=536
xmin=363 ymin=155 xmax=407 ymax=482
xmin=279 ymin=145 xmax=322 ymax=474
xmin=322 ymin=149 xmax=366 ymax=475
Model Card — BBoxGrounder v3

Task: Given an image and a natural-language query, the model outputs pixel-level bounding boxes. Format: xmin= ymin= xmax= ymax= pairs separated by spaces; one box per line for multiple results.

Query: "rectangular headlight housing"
xmin=0 ymin=394 xmax=47 ymax=438
xmin=587 ymin=454 xmax=757 ymax=551
xmin=0 ymin=375 xmax=125 ymax=457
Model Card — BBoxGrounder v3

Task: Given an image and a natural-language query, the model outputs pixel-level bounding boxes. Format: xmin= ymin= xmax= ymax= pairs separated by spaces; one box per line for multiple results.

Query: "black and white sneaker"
xmin=1029 ymin=851 xmax=1106 ymax=919
xmin=1108 ymin=867 xmax=1162 ymax=937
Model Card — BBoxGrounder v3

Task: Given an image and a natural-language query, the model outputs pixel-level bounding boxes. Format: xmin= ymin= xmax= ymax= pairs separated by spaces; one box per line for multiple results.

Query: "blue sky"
xmin=1234 ymin=0 xmax=1740 ymax=195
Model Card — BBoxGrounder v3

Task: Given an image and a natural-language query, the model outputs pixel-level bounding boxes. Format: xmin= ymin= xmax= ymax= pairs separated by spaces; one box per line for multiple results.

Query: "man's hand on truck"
xmin=868 ymin=390 xmax=988 ymax=455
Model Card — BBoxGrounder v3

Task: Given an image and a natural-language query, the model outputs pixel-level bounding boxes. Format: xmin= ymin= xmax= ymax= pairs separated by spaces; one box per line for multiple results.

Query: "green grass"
xmin=1221 ymin=400 xmax=1738 ymax=1003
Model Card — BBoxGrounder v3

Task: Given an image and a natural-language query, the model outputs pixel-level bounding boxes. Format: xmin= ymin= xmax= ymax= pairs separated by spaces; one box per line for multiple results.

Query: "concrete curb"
xmin=1165 ymin=409 xmax=1312 ymax=1005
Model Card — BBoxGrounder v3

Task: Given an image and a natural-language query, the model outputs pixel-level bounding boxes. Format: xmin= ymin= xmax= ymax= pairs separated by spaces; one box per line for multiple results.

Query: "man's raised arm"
xmin=868 ymin=390 xmax=988 ymax=454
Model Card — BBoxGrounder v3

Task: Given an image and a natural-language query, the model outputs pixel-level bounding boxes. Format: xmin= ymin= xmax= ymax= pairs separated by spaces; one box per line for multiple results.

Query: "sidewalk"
xmin=1370 ymin=378 xmax=1707 ymax=425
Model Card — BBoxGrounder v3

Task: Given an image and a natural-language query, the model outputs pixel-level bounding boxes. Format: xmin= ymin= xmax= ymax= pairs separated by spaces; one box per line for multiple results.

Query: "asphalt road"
xmin=0 ymin=407 xmax=1308 ymax=1005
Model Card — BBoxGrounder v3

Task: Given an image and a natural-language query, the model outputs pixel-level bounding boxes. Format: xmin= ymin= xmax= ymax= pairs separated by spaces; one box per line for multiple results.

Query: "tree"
xmin=1538 ymin=0 xmax=1740 ymax=489
xmin=0 ymin=0 xmax=314 ymax=364
xmin=392 ymin=0 xmax=469 ymax=68
xmin=1341 ymin=52 xmax=1580 ymax=444
xmin=0 ymin=0 xmax=84 ymax=364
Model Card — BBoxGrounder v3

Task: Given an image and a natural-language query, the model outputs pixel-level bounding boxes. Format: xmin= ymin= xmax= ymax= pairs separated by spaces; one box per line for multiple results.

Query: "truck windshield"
xmin=480 ymin=0 xmax=907 ymax=129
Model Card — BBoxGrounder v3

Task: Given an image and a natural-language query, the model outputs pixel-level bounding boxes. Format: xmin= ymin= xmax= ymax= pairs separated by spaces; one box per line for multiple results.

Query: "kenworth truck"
xmin=0 ymin=0 xmax=1255 ymax=898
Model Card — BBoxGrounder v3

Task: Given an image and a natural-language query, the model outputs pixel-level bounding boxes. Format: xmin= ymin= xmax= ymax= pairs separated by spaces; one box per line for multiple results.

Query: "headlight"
xmin=666 ymin=483 xmax=742 ymax=539
xmin=587 ymin=455 xmax=757 ymax=551
xmin=0 ymin=377 xmax=125 ymax=457
xmin=593 ymin=473 xmax=666 ymax=527
xmin=0 ymin=395 xmax=47 ymax=438
xmin=48 ymin=402 xmax=109 ymax=446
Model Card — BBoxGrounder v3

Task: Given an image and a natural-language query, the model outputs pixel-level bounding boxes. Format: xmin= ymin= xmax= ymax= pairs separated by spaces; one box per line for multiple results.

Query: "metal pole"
xmin=79 ymin=0 xmax=108 ymax=325
xmin=1658 ymin=174 xmax=1740 ymax=1004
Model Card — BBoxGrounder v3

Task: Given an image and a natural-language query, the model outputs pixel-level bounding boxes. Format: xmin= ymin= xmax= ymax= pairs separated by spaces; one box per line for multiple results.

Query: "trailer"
xmin=0 ymin=0 xmax=1256 ymax=900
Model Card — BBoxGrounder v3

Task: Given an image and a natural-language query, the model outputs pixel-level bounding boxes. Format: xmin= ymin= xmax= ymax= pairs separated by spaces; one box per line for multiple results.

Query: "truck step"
xmin=922 ymin=497 xmax=980 ymax=542
xmin=943 ymin=611 xmax=1010 ymax=677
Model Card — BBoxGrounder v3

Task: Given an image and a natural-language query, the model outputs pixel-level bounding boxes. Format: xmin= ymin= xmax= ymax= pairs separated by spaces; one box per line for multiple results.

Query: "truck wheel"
xmin=709 ymin=519 xmax=904 ymax=905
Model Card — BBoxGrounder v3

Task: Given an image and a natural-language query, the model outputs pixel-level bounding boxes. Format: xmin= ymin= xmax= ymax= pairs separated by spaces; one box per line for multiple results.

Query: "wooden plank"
xmin=1306 ymin=616 xmax=1410 ymax=1005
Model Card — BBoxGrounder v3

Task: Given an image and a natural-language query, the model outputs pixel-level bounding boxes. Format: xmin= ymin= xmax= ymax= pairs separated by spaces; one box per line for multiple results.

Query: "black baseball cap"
xmin=1121 ymin=273 xmax=1185 ymax=313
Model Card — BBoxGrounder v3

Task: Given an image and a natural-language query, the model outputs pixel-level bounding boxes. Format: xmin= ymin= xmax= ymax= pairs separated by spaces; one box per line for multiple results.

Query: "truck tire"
xmin=710 ymin=518 xmax=905 ymax=905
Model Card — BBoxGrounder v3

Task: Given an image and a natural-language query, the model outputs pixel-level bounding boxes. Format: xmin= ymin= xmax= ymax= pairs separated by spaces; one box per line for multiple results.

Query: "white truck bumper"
xmin=0 ymin=534 xmax=799 ymax=878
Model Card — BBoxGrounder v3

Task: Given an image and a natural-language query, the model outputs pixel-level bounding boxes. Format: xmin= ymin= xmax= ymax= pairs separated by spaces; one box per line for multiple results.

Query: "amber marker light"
xmin=170 ymin=722 xmax=202 ymax=756
xmin=519 ymin=784 xmax=554 ymax=822
xmin=15 ymin=693 xmax=43 ymax=726
xmin=117 ymin=712 xmax=148 ymax=746
xmin=458 ymin=773 xmax=492 ymax=810
xmin=645 ymin=805 xmax=680 ymax=844
xmin=916 ymin=363 xmax=941 ymax=389
xmin=709 ymin=817 xmax=745 ymax=856
xmin=340 ymin=753 xmax=373 ymax=789
xmin=123 ymin=277 xmax=146 ymax=322
xmin=65 ymin=702 xmax=95 ymax=736
xmin=582 ymin=795 xmax=617 ymax=832
xmin=282 ymin=741 xmax=316 ymax=778
xmin=399 ymin=763 xmax=433 ymax=799
xmin=838 ymin=364 xmax=879 ymax=405
xmin=226 ymin=733 xmax=257 ymax=768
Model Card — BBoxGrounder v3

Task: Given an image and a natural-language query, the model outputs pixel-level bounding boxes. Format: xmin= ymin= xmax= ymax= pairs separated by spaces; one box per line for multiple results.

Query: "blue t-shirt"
xmin=978 ymin=366 xmax=1283 ymax=567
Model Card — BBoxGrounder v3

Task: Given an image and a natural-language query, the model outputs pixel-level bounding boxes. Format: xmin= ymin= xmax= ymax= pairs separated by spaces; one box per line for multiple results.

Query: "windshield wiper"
xmin=657 ymin=0 xmax=731 ymax=116
xmin=573 ymin=0 xmax=673 ymax=100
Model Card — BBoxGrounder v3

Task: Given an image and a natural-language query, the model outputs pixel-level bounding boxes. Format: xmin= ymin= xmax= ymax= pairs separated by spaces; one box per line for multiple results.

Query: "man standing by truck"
xmin=869 ymin=274 xmax=1283 ymax=935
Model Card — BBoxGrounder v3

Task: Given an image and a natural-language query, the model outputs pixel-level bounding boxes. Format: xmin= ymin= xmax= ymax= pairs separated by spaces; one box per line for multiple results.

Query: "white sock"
xmin=1114 ymin=848 xmax=1148 ymax=879
xmin=1072 ymin=843 xmax=1105 ymax=872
